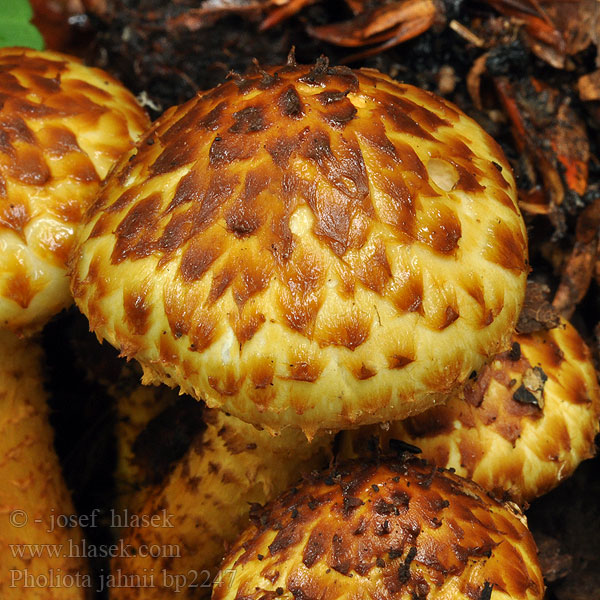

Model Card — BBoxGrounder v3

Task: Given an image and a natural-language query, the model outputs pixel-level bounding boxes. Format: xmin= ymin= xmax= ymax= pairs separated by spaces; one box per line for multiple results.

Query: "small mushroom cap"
xmin=71 ymin=59 xmax=528 ymax=435
xmin=0 ymin=47 xmax=150 ymax=334
xmin=212 ymin=457 xmax=544 ymax=600
xmin=342 ymin=318 xmax=600 ymax=504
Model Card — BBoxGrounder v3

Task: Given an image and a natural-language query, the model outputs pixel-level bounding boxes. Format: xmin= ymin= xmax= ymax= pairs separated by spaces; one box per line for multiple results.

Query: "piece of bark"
xmin=553 ymin=198 xmax=600 ymax=318
xmin=578 ymin=69 xmax=600 ymax=101
xmin=517 ymin=280 xmax=561 ymax=334
xmin=535 ymin=533 xmax=573 ymax=583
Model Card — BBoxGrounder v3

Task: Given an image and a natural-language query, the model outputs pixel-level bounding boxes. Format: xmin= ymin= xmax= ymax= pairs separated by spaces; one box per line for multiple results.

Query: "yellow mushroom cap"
xmin=342 ymin=318 xmax=600 ymax=504
xmin=212 ymin=457 xmax=544 ymax=600
xmin=71 ymin=58 xmax=528 ymax=435
xmin=0 ymin=47 xmax=150 ymax=334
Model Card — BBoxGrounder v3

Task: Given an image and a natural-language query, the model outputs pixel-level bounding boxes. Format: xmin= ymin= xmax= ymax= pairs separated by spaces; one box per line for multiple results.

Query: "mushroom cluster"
xmin=0 ymin=48 xmax=599 ymax=600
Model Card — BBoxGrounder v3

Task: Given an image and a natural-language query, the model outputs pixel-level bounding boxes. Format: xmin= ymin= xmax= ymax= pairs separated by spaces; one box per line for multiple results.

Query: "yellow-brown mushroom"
xmin=0 ymin=47 xmax=149 ymax=334
xmin=213 ymin=456 xmax=545 ymax=600
xmin=340 ymin=318 xmax=600 ymax=504
xmin=70 ymin=57 xmax=528 ymax=436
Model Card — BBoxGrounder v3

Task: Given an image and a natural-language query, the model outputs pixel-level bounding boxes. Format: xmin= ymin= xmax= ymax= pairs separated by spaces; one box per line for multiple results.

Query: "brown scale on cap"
xmin=342 ymin=318 xmax=600 ymax=504
xmin=212 ymin=457 xmax=544 ymax=600
xmin=71 ymin=56 xmax=528 ymax=435
xmin=0 ymin=47 xmax=150 ymax=334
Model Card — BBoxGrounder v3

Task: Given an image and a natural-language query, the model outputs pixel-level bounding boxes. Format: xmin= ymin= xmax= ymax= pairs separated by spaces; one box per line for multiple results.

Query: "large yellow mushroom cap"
xmin=0 ymin=47 xmax=150 ymax=334
xmin=71 ymin=58 xmax=528 ymax=435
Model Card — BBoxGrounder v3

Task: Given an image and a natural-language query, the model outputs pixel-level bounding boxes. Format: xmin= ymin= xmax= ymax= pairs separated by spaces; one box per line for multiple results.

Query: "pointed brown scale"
xmin=399 ymin=84 xmax=462 ymax=121
xmin=316 ymin=310 xmax=371 ymax=351
xmin=393 ymin=96 xmax=453 ymax=133
xmin=0 ymin=113 xmax=37 ymax=145
xmin=229 ymin=105 xmax=270 ymax=134
xmin=417 ymin=204 xmax=462 ymax=255
xmin=208 ymin=371 xmax=242 ymax=397
xmin=319 ymin=95 xmax=357 ymax=128
xmin=231 ymin=254 xmax=271 ymax=309
xmin=123 ymin=287 xmax=151 ymax=336
xmin=449 ymin=160 xmax=485 ymax=193
xmin=461 ymin=272 xmax=486 ymax=309
xmin=166 ymin=167 xmax=205 ymax=213
xmin=224 ymin=169 xmax=271 ymax=238
xmin=36 ymin=124 xmax=82 ymax=157
xmin=150 ymin=134 xmax=200 ymax=176
xmin=208 ymin=267 xmax=236 ymax=305
xmin=277 ymin=250 xmax=325 ymax=336
xmin=187 ymin=171 xmax=239 ymax=236
xmin=7 ymin=144 xmax=51 ymax=185
xmin=209 ymin=134 xmax=259 ymax=167
xmin=0 ymin=201 xmax=30 ymax=239
xmin=387 ymin=137 xmax=429 ymax=181
xmin=287 ymin=355 xmax=324 ymax=383
xmin=279 ymin=85 xmax=305 ymax=120
xmin=389 ymin=269 xmax=424 ymax=314
xmin=0 ymin=71 xmax=27 ymax=94
xmin=249 ymin=358 xmax=275 ymax=390
xmin=484 ymin=221 xmax=528 ymax=272
xmin=301 ymin=128 xmax=335 ymax=172
xmin=279 ymin=289 xmax=324 ymax=336
xmin=373 ymin=171 xmax=416 ymax=241
xmin=302 ymin=129 xmax=371 ymax=207
xmin=197 ymin=101 xmax=228 ymax=131
xmin=3 ymin=265 xmax=35 ymax=309
xmin=163 ymin=282 xmax=202 ymax=341
xmin=158 ymin=103 xmax=204 ymax=144
xmin=53 ymin=152 xmax=99 ymax=186
xmin=356 ymin=122 xmax=401 ymax=168
xmin=388 ymin=354 xmax=414 ymax=369
xmin=382 ymin=98 xmax=436 ymax=141
xmin=309 ymin=187 xmax=353 ymax=257
xmin=156 ymin=211 xmax=192 ymax=258
xmin=111 ymin=193 xmax=161 ymax=264
xmin=351 ymin=240 xmax=392 ymax=294
xmin=266 ymin=132 xmax=304 ymax=169
xmin=349 ymin=362 xmax=378 ymax=380
xmin=189 ymin=310 xmax=219 ymax=353
xmin=159 ymin=333 xmax=179 ymax=366
xmin=179 ymin=235 xmax=223 ymax=283
xmin=268 ymin=173 xmax=301 ymax=262
xmin=440 ymin=306 xmax=460 ymax=329
xmin=335 ymin=139 xmax=371 ymax=209
xmin=105 ymin=184 xmax=143 ymax=215
xmin=331 ymin=261 xmax=355 ymax=298
xmin=72 ymin=61 xmax=527 ymax=433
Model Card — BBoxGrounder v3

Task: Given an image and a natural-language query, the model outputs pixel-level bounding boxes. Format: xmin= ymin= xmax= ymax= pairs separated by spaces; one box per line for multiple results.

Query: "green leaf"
xmin=0 ymin=0 xmax=44 ymax=50
xmin=0 ymin=0 xmax=33 ymax=21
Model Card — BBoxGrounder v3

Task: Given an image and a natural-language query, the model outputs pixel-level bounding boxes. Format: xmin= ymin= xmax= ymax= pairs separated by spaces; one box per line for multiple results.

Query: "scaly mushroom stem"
xmin=0 ymin=330 xmax=88 ymax=599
